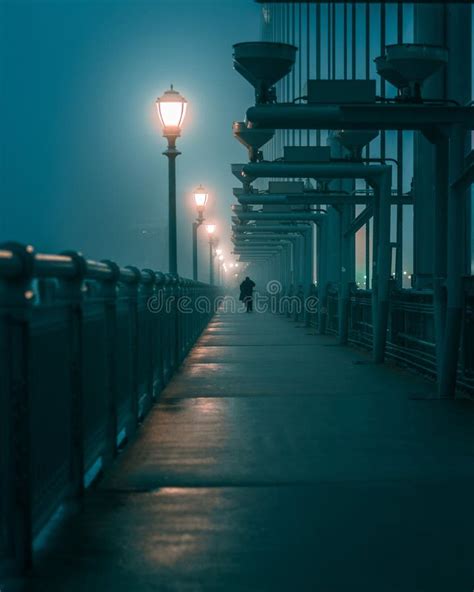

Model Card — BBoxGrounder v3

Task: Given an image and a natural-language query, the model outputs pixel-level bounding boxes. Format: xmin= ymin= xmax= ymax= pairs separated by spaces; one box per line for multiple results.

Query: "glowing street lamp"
xmin=194 ymin=184 xmax=208 ymax=213
xmin=206 ymin=224 xmax=217 ymax=285
xmin=156 ymin=85 xmax=187 ymax=134
xmin=192 ymin=184 xmax=209 ymax=281
xmin=155 ymin=85 xmax=187 ymax=275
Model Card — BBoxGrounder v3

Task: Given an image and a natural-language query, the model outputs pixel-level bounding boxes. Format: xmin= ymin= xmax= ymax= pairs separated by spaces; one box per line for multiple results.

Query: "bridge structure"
xmin=2 ymin=2 xmax=474 ymax=591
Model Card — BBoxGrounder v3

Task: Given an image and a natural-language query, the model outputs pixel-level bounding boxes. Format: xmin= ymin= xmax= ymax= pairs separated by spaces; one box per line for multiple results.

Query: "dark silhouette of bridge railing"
xmin=302 ymin=281 xmax=474 ymax=394
xmin=0 ymin=243 xmax=218 ymax=573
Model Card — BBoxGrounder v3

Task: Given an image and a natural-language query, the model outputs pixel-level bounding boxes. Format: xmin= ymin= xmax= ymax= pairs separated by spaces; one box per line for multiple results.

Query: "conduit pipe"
xmin=246 ymin=104 xmax=474 ymax=131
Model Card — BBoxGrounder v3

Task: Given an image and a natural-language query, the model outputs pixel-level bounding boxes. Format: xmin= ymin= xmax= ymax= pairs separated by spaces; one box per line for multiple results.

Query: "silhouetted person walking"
xmin=239 ymin=276 xmax=256 ymax=312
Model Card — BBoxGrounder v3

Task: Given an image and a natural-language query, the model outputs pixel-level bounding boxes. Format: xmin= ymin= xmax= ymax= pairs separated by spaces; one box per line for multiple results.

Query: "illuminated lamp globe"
xmin=156 ymin=85 xmax=187 ymax=136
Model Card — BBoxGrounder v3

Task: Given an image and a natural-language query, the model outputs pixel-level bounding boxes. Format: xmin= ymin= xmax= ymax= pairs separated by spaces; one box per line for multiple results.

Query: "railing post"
xmin=154 ymin=272 xmax=166 ymax=389
xmin=164 ymin=275 xmax=173 ymax=377
xmin=123 ymin=267 xmax=141 ymax=430
xmin=99 ymin=260 xmax=120 ymax=465
xmin=58 ymin=251 xmax=87 ymax=504
xmin=141 ymin=269 xmax=157 ymax=411
xmin=0 ymin=242 xmax=35 ymax=571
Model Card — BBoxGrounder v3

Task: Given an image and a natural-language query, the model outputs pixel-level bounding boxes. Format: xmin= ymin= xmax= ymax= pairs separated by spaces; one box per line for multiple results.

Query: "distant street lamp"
xmin=206 ymin=224 xmax=216 ymax=285
xmin=192 ymin=184 xmax=209 ymax=281
xmin=156 ymin=84 xmax=187 ymax=274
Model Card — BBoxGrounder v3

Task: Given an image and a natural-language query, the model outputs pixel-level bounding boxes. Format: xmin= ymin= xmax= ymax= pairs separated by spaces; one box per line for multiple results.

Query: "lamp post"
xmin=156 ymin=85 xmax=187 ymax=274
xmin=215 ymin=249 xmax=222 ymax=285
xmin=192 ymin=184 xmax=208 ymax=281
xmin=218 ymin=254 xmax=224 ymax=285
xmin=206 ymin=224 xmax=216 ymax=285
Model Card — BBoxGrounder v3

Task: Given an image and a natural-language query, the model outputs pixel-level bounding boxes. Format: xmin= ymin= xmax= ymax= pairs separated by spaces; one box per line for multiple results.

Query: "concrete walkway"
xmin=26 ymin=311 xmax=474 ymax=591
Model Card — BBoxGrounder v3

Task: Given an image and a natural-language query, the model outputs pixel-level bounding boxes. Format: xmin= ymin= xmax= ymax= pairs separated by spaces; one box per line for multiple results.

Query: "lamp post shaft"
xmin=164 ymin=136 xmax=180 ymax=275
xmin=168 ymin=153 xmax=177 ymax=274
xmin=192 ymin=222 xmax=199 ymax=281
xmin=209 ymin=241 xmax=215 ymax=285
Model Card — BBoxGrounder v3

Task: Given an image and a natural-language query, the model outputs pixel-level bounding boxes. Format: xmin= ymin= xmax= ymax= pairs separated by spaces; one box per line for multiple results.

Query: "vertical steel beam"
xmin=372 ymin=171 xmax=393 ymax=363
xmin=439 ymin=125 xmax=467 ymax=397
xmin=413 ymin=4 xmax=445 ymax=290
xmin=433 ymin=135 xmax=449 ymax=374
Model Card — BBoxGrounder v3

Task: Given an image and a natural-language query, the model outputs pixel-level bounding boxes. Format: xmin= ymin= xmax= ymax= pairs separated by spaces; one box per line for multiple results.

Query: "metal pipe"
xmin=235 ymin=192 xmax=411 ymax=206
xmin=33 ymin=254 xmax=78 ymax=278
xmin=433 ymin=135 xmax=449 ymax=374
xmin=236 ymin=212 xmax=325 ymax=222
xmin=372 ymin=171 xmax=393 ymax=363
xmin=246 ymin=104 xmax=474 ymax=131
xmin=439 ymin=125 xmax=466 ymax=398
xmin=243 ymin=161 xmax=390 ymax=181
xmin=236 ymin=193 xmax=364 ymax=206
xmin=233 ymin=224 xmax=311 ymax=234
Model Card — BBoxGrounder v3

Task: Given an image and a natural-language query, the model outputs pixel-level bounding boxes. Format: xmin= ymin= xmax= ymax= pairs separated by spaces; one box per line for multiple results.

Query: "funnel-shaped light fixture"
xmin=375 ymin=44 xmax=448 ymax=102
xmin=233 ymin=122 xmax=275 ymax=162
xmin=231 ymin=163 xmax=256 ymax=187
xmin=193 ymin=184 xmax=208 ymax=211
xmin=156 ymin=85 xmax=187 ymax=135
xmin=206 ymin=224 xmax=216 ymax=235
xmin=233 ymin=42 xmax=297 ymax=104
xmin=333 ymin=130 xmax=379 ymax=160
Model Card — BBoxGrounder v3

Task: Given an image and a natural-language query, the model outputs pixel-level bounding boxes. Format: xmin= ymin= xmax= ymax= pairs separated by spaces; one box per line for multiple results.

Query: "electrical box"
xmin=304 ymin=80 xmax=376 ymax=104
xmin=268 ymin=181 xmax=305 ymax=194
xmin=283 ymin=146 xmax=331 ymax=162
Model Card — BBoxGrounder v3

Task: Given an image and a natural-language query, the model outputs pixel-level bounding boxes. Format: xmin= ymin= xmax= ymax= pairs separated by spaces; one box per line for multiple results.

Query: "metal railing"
xmin=0 ymin=243 xmax=218 ymax=573
xmin=346 ymin=283 xmax=473 ymax=393
xmin=285 ymin=277 xmax=473 ymax=395
xmin=326 ymin=284 xmax=339 ymax=336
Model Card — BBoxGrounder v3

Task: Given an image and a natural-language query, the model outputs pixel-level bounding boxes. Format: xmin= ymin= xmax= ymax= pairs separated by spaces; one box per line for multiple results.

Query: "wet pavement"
xmin=21 ymin=311 xmax=474 ymax=591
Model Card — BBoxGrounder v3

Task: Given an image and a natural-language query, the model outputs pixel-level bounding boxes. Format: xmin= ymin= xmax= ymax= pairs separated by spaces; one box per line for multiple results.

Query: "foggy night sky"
xmin=1 ymin=0 xmax=260 ymax=279
xmin=2 ymin=2 xmax=473 ymax=278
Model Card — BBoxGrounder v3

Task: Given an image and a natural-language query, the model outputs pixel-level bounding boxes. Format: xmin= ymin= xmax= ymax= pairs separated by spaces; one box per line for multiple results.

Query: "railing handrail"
xmin=0 ymin=243 xmax=210 ymax=287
